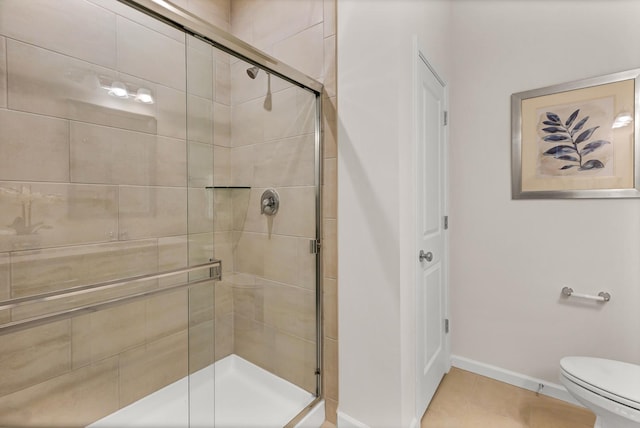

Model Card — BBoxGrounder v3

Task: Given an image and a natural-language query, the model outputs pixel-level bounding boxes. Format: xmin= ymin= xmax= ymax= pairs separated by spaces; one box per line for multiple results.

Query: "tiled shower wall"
xmin=0 ymin=0 xmax=338 ymax=424
xmin=228 ymin=0 xmax=338 ymax=421
xmin=0 ymin=0 xmax=231 ymax=425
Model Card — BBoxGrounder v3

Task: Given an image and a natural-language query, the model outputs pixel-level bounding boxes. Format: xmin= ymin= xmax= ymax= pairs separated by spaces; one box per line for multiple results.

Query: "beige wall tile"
xmin=263 ymin=232 xmax=299 ymax=284
xmin=189 ymin=232 xmax=215 ymax=267
xmin=214 ymin=103 xmax=231 ymax=147
xmin=188 ymin=95 xmax=214 ymax=144
xmin=0 ymin=109 xmax=70 ymax=182
xmin=272 ymin=186 xmax=316 ymax=238
xmin=323 ymin=218 xmax=337 ymax=279
xmin=158 ymin=235 xmax=188 ymax=271
xmin=156 ymin=84 xmax=187 ymax=140
xmin=263 ymin=279 xmax=315 ymax=341
xmin=158 ymin=235 xmax=188 ymax=287
xmin=119 ymin=330 xmax=188 ymax=407
xmin=323 ymin=277 xmax=337 ymax=340
xmin=325 ymin=397 xmax=338 ymax=424
xmin=188 ymin=281 xmax=215 ymax=325
xmin=323 ymin=35 xmax=336 ymax=98
xmin=233 ymin=231 xmax=265 ymax=277
xmin=188 ymin=188 xmax=215 ymax=234
xmin=118 ymin=186 xmax=187 ymax=240
xmin=145 ymin=289 xmax=189 ymax=343
xmin=156 ymin=136 xmax=188 ymax=187
xmin=187 ymin=36 xmax=213 ymax=99
xmin=233 ymin=314 xmax=275 ymax=373
xmin=324 ymin=337 xmax=338 ymax=401
xmin=324 ymin=0 xmax=336 ymax=38
xmin=274 ymin=331 xmax=316 ymax=393
xmin=72 ymin=300 xmax=146 ymax=364
xmin=180 ymin=0 xmax=231 ymax=32
xmin=323 ymin=157 xmax=337 ymax=219
xmin=10 ymin=240 xmax=158 ymax=298
xmin=214 ymin=231 xmax=234 ymax=273
xmin=231 ymin=187 xmax=252 ymax=229
xmin=231 ymin=98 xmax=264 ymax=146
xmin=323 ymin=95 xmax=337 ymax=159
xmin=273 ymin=23 xmax=324 ymax=80
xmin=70 ymin=122 xmax=186 ymax=186
xmin=0 ymin=0 xmax=117 ymax=68
xmin=117 ymin=16 xmax=186 ymax=91
xmin=188 ymin=319 xmax=215 ymax=372
xmin=213 ymin=145 xmax=232 ymax=189
xmin=215 ymin=280 xmax=233 ymax=317
xmin=0 ymin=37 xmax=6 ymax=108
xmin=253 ymin=135 xmax=316 ymax=187
xmin=0 ymin=320 xmax=71 ymax=397
xmin=233 ymin=282 xmax=264 ymax=322
xmin=215 ymin=312 xmax=234 ymax=361
xmin=229 ymin=0 xmax=254 ymax=45
xmin=213 ymin=188 xmax=234 ymax=231
xmin=7 ymin=40 xmax=157 ymax=133
xmin=189 ymin=141 xmax=214 ymax=188
xmin=0 ymin=357 xmax=119 ymax=427
xmin=263 ymin=87 xmax=311 ymax=141
xmin=0 ymin=253 xmax=8 ymax=324
xmin=230 ymin=145 xmax=255 ymax=187
xmin=87 ymin=0 xmax=184 ymax=43
xmin=215 ymin=60 xmax=231 ymax=105
xmin=0 ymin=182 xmax=118 ymax=252
xmin=250 ymin=0 xmax=323 ymax=49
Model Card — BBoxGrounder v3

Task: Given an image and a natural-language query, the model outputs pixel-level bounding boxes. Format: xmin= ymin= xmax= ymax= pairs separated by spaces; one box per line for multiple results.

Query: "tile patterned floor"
xmin=421 ymin=368 xmax=596 ymax=428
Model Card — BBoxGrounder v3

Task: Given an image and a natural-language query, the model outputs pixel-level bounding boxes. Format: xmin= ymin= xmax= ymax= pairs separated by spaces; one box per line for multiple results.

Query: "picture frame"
xmin=511 ymin=68 xmax=640 ymax=199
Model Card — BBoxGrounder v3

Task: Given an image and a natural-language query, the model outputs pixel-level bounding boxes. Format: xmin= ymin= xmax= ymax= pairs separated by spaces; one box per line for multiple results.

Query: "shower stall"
xmin=0 ymin=0 xmax=323 ymax=426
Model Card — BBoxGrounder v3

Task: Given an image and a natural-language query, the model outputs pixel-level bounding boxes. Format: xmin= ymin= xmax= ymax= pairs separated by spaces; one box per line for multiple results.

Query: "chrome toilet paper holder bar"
xmin=561 ymin=286 xmax=611 ymax=302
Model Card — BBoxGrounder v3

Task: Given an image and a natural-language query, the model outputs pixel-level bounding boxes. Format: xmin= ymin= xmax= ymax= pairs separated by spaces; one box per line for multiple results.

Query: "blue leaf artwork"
xmin=540 ymin=109 xmax=610 ymax=171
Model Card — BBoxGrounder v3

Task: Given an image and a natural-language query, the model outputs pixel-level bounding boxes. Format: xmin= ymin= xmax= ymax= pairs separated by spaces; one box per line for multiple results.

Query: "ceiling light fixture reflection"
xmin=135 ymin=88 xmax=154 ymax=104
xmin=108 ymin=81 xmax=128 ymax=98
xmin=612 ymin=112 xmax=633 ymax=129
xmin=98 ymin=75 xmax=155 ymax=104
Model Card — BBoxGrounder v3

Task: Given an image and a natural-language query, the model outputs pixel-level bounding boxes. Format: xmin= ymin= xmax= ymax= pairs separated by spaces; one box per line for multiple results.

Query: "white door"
xmin=415 ymin=52 xmax=448 ymax=417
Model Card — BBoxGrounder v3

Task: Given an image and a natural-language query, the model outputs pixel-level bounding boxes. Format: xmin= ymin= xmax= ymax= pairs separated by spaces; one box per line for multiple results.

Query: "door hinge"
xmin=444 ymin=318 xmax=450 ymax=334
xmin=444 ymin=216 xmax=449 ymax=230
xmin=310 ymin=239 xmax=321 ymax=254
xmin=443 ymin=110 xmax=448 ymax=126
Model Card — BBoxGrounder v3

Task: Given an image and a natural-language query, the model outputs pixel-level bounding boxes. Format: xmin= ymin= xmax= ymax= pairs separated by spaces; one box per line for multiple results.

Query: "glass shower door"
xmin=185 ymin=33 xmax=218 ymax=427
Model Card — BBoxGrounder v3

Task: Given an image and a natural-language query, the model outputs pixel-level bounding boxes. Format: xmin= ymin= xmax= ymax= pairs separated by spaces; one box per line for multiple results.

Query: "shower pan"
xmin=0 ymin=0 xmax=323 ymax=426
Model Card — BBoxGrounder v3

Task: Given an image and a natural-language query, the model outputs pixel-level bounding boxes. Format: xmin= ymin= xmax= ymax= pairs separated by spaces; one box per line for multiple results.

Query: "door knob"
xmin=419 ymin=250 xmax=433 ymax=262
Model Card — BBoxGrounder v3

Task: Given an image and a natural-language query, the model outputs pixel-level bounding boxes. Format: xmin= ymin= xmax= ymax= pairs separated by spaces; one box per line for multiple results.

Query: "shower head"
xmin=246 ymin=66 xmax=260 ymax=79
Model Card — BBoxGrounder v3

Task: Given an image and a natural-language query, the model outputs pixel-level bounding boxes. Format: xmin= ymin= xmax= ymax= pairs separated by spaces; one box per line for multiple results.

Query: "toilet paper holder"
xmin=561 ymin=286 xmax=611 ymax=302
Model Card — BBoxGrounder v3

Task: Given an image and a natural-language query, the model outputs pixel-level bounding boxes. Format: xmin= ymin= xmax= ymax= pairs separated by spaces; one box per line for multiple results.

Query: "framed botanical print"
xmin=511 ymin=69 xmax=640 ymax=198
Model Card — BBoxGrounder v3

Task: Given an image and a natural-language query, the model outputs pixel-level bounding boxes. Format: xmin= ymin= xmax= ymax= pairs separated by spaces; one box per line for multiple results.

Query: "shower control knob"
xmin=419 ymin=250 xmax=433 ymax=262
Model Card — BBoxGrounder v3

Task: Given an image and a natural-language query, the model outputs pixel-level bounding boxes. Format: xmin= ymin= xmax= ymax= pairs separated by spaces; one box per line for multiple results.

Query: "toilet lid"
xmin=561 ymin=357 xmax=640 ymax=410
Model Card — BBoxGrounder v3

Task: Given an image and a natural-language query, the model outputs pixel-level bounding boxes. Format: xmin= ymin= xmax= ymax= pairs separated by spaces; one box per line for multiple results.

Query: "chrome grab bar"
xmin=0 ymin=260 xmax=221 ymax=312
xmin=0 ymin=259 xmax=222 ymax=336
xmin=561 ymin=286 xmax=611 ymax=302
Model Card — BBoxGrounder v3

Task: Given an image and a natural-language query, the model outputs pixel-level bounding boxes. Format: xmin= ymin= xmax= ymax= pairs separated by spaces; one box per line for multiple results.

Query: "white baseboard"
xmin=336 ymin=410 xmax=371 ymax=428
xmin=450 ymin=355 xmax=582 ymax=407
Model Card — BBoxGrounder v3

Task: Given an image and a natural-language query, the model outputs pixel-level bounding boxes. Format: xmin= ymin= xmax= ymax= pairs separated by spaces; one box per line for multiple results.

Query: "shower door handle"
xmin=419 ymin=250 xmax=433 ymax=262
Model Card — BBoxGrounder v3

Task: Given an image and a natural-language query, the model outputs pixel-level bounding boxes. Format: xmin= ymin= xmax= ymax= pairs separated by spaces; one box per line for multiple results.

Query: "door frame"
xmin=413 ymin=44 xmax=451 ymax=422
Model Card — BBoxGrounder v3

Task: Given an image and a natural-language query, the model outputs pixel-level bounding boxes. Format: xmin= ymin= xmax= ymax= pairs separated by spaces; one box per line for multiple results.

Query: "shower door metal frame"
xmin=117 ymin=0 xmax=325 ymax=424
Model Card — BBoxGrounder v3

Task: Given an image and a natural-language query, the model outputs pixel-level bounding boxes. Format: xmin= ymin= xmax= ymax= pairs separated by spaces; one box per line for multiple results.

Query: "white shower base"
xmin=89 ymin=354 xmax=317 ymax=428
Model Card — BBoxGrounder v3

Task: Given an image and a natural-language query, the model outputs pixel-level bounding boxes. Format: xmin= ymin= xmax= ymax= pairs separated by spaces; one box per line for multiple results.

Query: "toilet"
xmin=560 ymin=357 xmax=640 ymax=428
